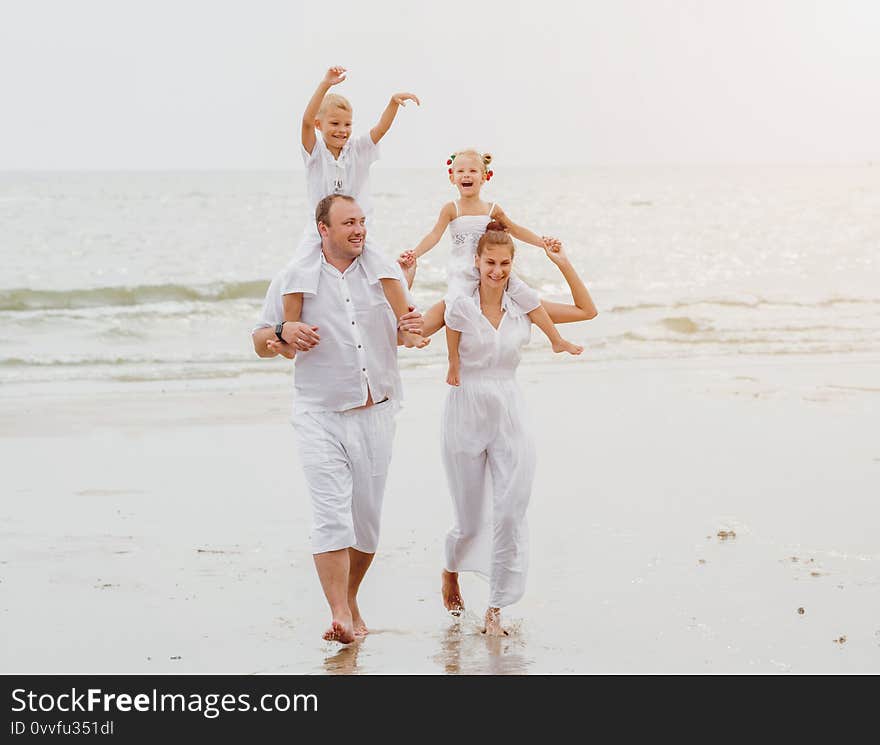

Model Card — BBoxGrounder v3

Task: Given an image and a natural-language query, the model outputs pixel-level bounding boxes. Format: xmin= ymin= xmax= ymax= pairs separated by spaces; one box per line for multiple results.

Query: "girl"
xmin=398 ymin=150 xmax=582 ymax=383
xmin=427 ymin=222 xmax=597 ymax=635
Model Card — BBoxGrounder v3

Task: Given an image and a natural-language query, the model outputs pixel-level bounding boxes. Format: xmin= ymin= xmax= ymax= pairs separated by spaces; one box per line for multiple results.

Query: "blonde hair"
xmin=476 ymin=220 xmax=514 ymax=257
xmin=318 ymin=93 xmax=352 ymax=116
xmin=452 ymin=149 xmax=493 ymax=176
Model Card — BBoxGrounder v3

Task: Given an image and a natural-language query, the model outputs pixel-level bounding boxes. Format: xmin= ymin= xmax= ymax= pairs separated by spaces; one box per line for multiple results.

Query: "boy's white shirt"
xmin=301 ymin=132 xmax=380 ymax=225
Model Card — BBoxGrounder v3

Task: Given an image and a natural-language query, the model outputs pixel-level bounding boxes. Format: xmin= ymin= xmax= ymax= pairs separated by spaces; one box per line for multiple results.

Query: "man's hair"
xmin=315 ymin=193 xmax=356 ymax=229
xmin=318 ymin=93 xmax=352 ymax=116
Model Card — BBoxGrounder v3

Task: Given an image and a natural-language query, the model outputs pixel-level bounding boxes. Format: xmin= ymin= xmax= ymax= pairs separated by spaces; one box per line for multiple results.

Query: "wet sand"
xmin=2 ymin=354 xmax=879 ymax=674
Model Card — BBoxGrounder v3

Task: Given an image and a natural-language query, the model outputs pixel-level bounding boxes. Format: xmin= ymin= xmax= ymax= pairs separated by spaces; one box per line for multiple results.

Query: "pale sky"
xmin=2 ymin=0 xmax=879 ymax=169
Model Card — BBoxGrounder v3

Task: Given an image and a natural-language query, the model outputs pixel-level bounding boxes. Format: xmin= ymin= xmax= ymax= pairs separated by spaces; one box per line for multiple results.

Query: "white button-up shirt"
xmin=290 ymin=254 xmax=402 ymax=415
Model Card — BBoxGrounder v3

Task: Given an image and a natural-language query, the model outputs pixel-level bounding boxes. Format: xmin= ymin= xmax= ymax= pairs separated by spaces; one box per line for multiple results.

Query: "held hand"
xmin=398 ymin=249 xmax=416 ymax=268
xmin=266 ymin=339 xmax=296 ymax=359
xmin=542 ymin=239 xmax=569 ymax=264
xmin=398 ymin=306 xmax=424 ymax=334
xmin=542 ymin=235 xmax=562 ymax=253
xmin=323 ymin=66 xmax=347 ymax=86
xmin=391 ymin=92 xmax=420 ymax=107
xmin=281 ymin=321 xmax=321 ymax=351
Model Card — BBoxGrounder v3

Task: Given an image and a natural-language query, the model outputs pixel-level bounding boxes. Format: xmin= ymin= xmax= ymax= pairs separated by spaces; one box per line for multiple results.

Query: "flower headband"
xmin=446 ymin=153 xmax=494 ymax=181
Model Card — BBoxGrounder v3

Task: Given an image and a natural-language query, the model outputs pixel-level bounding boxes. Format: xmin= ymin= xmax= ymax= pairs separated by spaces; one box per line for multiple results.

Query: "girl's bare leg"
xmin=446 ymin=327 xmax=461 ymax=386
xmin=528 ymin=303 xmax=583 ymax=355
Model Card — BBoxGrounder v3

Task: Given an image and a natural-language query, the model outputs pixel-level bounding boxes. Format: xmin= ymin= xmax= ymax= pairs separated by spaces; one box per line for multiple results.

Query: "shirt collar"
xmin=318 ymin=134 xmax=351 ymax=163
xmin=320 ymin=250 xmax=360 ymax=278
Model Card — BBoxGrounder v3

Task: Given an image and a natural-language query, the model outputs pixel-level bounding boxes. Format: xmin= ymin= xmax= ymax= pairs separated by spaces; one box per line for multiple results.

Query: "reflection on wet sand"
xmin=323 ymin=639 xmax=362 ymax=675
xmin=435 ymin=617 xmax=532 ymax=675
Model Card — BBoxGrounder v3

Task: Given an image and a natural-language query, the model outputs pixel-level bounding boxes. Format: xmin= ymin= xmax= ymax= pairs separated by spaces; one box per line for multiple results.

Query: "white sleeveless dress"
xmin=443 ymin=201 xmax=542 ymax=314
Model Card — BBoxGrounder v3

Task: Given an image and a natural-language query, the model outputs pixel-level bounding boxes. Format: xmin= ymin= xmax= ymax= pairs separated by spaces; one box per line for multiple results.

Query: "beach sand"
xmin=2 ymin=354 xmax=879 ymax=674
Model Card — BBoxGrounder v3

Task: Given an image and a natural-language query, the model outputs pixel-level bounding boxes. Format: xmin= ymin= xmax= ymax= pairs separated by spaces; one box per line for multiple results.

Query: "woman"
xmin=431 ymin=221 xmax=598 ymax=635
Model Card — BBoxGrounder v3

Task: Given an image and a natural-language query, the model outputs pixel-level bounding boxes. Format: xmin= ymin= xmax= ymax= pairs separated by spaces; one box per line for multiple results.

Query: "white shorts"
xmin=292 ymin=400 xmax=397 ymax=554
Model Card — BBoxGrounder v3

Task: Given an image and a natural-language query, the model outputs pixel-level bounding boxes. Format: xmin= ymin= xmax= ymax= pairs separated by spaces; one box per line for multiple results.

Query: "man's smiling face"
xmin=319 ymin=198 xmax=366 ymax=262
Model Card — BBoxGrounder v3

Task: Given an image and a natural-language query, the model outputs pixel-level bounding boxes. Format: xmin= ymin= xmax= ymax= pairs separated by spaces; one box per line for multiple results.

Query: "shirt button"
xmin=362 ymin=368 xmax=366 ymax=372
xmin=346 ymin=298 xmax=350 ymax=302
xmin=357 ymin=344 xmax=362 ymax=349
xmin=351 ymin=321 xmax=355 ymax=325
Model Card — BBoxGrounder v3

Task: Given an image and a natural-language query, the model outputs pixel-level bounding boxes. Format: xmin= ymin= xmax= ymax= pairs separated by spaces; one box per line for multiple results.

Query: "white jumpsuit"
xmin=443 ymin=202 xmax=541 ymax=315
xmin=442 ymin=289 xmax=537 ymax=608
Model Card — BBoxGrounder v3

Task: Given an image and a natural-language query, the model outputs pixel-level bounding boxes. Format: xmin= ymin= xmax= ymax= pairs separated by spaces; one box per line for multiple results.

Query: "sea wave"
xmin=0 ymin=277 xmax=454 ymax=312
xmin=609 ymin=296 xmax=880 ymax=313
xmin=0 ymin=281 xmax=271 ymax=311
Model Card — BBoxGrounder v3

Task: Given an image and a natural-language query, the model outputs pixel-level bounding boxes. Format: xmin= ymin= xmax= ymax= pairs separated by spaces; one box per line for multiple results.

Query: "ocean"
xmin=1 ymin=166 xmax=878 ymax=387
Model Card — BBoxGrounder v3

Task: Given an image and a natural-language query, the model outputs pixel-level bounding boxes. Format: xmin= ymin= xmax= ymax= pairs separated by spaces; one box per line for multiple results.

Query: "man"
xmin=252 ymin=194 xmax=425 ymax=643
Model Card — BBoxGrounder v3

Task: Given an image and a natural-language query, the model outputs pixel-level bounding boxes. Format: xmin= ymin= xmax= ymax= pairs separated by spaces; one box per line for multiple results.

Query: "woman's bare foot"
xmin=323 ymin=617 xmax=355 ymax=644
xmin=441 ymin=570 xmax=464 ymax=616
xmin=446 ymin=364 xmax=460 ymax=386
xmin=483 ymin=607 xmax=508 ymax=637
xmin=552 ymin=338 xmax=584 ymax=355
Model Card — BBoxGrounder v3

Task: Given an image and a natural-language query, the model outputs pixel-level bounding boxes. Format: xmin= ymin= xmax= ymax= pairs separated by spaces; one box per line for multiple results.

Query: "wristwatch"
xmin=274 ymin=322 xmax=285 ymax=342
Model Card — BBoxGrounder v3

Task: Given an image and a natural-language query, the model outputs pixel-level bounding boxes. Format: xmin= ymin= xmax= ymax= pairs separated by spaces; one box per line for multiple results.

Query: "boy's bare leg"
xmin=283 ymin=292 xmax=304 ymax=325
xmin=446 ymin=327 xmax=461 ymax=386
xmin=347 ymin=548 xmax=374 ymax=637
xmin=441 ymin=570 xmax=464 ymax=616
xmin=528 ymin=303 xmax=583 ymax=355
xmin=313 ymin=550 xmax=355 ymax=644
xmin=380 ymin=278 xmax=429 ymax=348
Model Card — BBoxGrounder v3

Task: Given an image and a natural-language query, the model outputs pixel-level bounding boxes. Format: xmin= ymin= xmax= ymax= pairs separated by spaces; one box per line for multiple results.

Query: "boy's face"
xmin=315 ymin=106 xmax=353 ymax=150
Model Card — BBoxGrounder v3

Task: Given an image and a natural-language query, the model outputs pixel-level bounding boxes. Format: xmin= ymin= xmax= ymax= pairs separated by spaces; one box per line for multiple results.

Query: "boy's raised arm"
xmin=370 ymin=92 xmax=420 ymax=145
xmin=302 ymin=66 xmax=347 ymax=154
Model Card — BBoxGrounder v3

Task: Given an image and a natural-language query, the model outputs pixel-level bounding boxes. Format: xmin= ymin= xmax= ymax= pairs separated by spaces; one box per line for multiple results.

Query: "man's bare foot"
xmin=441 ymin=570 xmax=464 ymax=616
xmin=323 ymin=618 xmax=355 ymax=644
xmin=483 ymin=607 xmax=508 ymax=637
xmin=350 ymin=602 xmax=369 ymax=637
xmin=552 ymin=338 xmax=584 ymax=355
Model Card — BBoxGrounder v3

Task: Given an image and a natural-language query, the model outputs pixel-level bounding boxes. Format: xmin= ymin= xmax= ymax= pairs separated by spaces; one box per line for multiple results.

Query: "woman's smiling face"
xmin=476 ymin=243 xmax=514 ymax=288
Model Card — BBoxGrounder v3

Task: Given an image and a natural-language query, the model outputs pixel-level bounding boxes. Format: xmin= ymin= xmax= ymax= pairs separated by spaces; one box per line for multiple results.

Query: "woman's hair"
xmin=476 ymin=220 xmax=515 ymax=257
xmin=318 ymin=93 xmax=352 ymax=116
xmin=453 ymin=149 xmax=493 ymax=175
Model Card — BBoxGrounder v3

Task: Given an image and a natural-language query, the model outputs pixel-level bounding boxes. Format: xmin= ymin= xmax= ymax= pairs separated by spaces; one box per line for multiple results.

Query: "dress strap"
xmin=488 ymin=202 xmax=496 ymax=217
xmin=454 ymin=200 xmax=460 ymax=217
